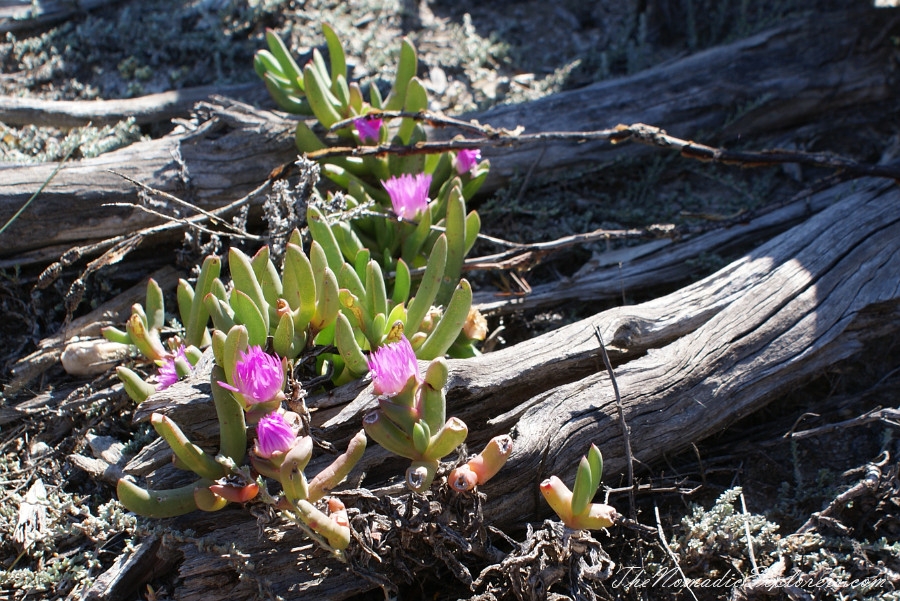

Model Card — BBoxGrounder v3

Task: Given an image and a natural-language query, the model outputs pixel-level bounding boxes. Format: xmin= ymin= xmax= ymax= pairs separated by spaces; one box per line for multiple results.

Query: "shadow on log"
xmin=109 ymin=176 xmax=900 ymax=600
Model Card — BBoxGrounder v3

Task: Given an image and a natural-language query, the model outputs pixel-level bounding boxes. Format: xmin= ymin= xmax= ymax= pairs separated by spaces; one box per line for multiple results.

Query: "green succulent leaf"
xmin=304 ymin=64 xmax=343 ymax=129
xmin=263 ymin=73 xmax=311 ymax=114
xmin=366 ymin=260 xmax=388 ymax=320
xmin=412 ymin=420 xmax=431 ymax=456
xmin=363 ymin=411 xmax=418 ymax=460
xmin=437 ymin=184 xmax=466 ymax=306
xmin=151 ymin=413 xmax=225 ymax=480
xmin=321 ymin=22 xmax=347 ymax=89
xmin=117 ymin=478 xmax=203 ymax=518
xmin=230 ymin=289 xmax=268 ymax=348
xmin=312 ymin=268 xmax=340 ymax=334
xmin=335 ymin=312 xmax=369 ymax=376
xmin=102 ymin=326 xmax=131 ymax=345
xmin=307 ymin=205 xmax=345 ymax=275
xmin=417 ymin=279 xmax=472 ymax=361
xmin=282 ymin=242 xmax=317 ymax=333
xmin=185 ymin=256 xmax=221 ymax=348
xmin=406 ymin=233 xmax=447 ymax=333
xmin=210 ymin=365 xmax=247 ymax=466
xmin=295 ymin=121 xmax=326 ymax=153
xmin=145 ymin=278 xmax=165 ymax=332
xmin=385 ymin=37 xmax=417 ymax=111
xmin=222 ymin=325 xmax=249 ymax=393
xmin=265 ymin=29 xmax=304 ymax=89
xmin=273 ymin=311 xmax=296 ymax=358
xmin=392 ymin=258 xmax=411 ymax=307
xmin=571 ymin=456 xmax=595 ymax=517
xmin=307 ymin=429 xmax=367 ymax=503
xmin=116 ymin=366 xmax=156 ymax=404
xmin=587 ymin=444 xmax=603 ymax=493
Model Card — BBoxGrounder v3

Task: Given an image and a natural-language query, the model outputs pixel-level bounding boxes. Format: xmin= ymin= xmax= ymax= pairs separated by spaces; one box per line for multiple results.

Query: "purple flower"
xmin=367 ymin=336 xmax=420 ymax=396
xmin=218 ymin=346 xmax=285 ymax=405
xmin=354 ymin=116 xmax=383 ymax=143
xmin=157 ymin=345 xmax=188 ymax=390
xmin=454 ymin=148 xmax=481 ymax=174
xmin=382 ymin=173 xmax=432 ymax=221
xmin=254 ymin=412 xmax=296 ymax=458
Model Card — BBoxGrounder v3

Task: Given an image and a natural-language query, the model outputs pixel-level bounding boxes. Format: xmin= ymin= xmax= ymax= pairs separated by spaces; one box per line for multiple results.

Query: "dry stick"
xmin=594 ymin=326 xmax=635 ymax=519
xmin=654 ymin=503 xmax=700 ymax=601
xmin=796 ymin=456 xmax=885 ymax=535
xmin=309 ymin=121 xmax=900 ymax=182
xmin=45 ymin=179 xmax=273 ymax=296
xmin=104 ymin=202 xmax=226 ymax=239
xmin=739 ymin=490 xmax=760 ymax=577
xmin=109 ymin=170 xmax=263 ymax=241
xmin=514 ymin=145 xmax=546 ymax=206
xmin=787 ymin=407 xmax=900 ymax=440
xmin=0 ymin=140 xmax=78 ymax=236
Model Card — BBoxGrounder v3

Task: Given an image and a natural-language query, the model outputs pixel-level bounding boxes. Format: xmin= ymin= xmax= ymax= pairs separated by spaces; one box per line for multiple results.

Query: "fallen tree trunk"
xmin=109 ymin=176 xmax=900 ymax=600
xmin=0 ymin=97 xmax=298 ymax=257
xmin=0 ymin=83 xmax=267 ymax=128
xmin=1 ymin=7 xmax=894 ymax=259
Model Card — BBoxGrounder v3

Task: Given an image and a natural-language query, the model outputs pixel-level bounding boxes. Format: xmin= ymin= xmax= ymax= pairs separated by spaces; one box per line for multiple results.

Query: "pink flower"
xmin=382 ymin=173 xmax=432 ymax=220
xmin=354 ymin=116 xmax=383 ymax=143
xmin=157 ymin=345 xmax=189 ymax=390
xmin=367 ymin=336 xmax=420 ymax=396
xmin=254 ymin=412 xmax=296 ymax=458
xmin=453 ymin=148 xmax=481 ymax=174
xmin=218 ymin=346 xmax=285 ymax=405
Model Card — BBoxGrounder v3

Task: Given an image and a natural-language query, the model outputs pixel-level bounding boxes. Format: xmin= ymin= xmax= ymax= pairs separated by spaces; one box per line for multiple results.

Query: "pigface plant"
xmin=256 ymin=25 xmax=489 ymax=328
xmin=540 ymin=444 xmax=618 ymax=530
xmin=361 ymin=336 xmax=468 ymax=492
xmin=102 ymin=21 xmax=533 ymax=565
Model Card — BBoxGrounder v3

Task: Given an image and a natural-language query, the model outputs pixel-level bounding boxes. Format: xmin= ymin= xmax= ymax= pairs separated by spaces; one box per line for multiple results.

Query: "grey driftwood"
xmin=1 ymin=7 xmax=894 ymax=259
xmin=104 ymin=176 xmax=900 ymax=600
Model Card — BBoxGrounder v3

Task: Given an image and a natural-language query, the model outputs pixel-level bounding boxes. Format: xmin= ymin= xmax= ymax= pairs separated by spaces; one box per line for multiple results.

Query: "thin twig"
xmin=308 ymin=121 xmax=900 ymax=181
xmin=102 ymin=202 xmax=226 ymax=239
xmin=654 ymin=503 xmax=700 ymax=601
xmin=787 ymin=407 xmax=900 ymax=440
xmin=109 ymin=170 xmax=263 ymax=241
xmin=739 ymin=490 xmax=760 ymax=576
xmin=515 ymin=145 xmax=546 ymax=206
xmin=594 ymin=326 xmax=635 ymax=519
xmin=0 ymin=140 xmax=78 ymax=236
xmin=328 ymin=110 xmax=504 ymax=138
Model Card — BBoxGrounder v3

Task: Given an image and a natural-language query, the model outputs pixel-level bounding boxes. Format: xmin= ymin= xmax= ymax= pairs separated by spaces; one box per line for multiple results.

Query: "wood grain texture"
xmin=470 ymin=8 xmax=895 ymax=190
xmin=115 ymin=178 xmax=900 ymax=600
xmin=0 ymin=83 xmax=267 ymax=128
xmin=0 ymin=98 xmax=297 ymax=256
xmin=2 ymin=8 xmax=894 ymax=258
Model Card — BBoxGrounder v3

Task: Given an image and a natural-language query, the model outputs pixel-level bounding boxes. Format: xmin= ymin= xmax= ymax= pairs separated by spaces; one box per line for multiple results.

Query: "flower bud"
xmin=254 ymin=411 xmax=297 ymax=459
xmin=462 ymin=307 xmax=488 ymax=341
xmin=453 ymin=148 xmax=481 ymax=174
xmin=354 ymin=116 xmax=383 ymax=143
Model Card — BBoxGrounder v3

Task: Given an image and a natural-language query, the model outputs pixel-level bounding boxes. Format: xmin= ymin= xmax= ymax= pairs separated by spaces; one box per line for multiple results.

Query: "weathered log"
xmin=0 ymin=0 xmax=123 ymax=34
xmin=471 ymin=182 xmax=850 ymax=314
xmin=471 ymin=7 xmax=898 ymax=186
xmin=112 ymin=177 xmax=900 ymax=600
xmin=0 ymin=83 xmax=268 ymax=128
xmin=4 ymin=265 xmax=181 ymax=396
xmin=1 ymin=7 xmax=894 ymax=259
xmin=0 ymin=97 xmax=298 ymax=257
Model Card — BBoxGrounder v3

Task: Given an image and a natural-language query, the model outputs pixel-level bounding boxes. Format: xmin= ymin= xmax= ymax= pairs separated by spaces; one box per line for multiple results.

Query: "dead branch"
xmin=0 ymin=84 xmax=267 ymax=128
